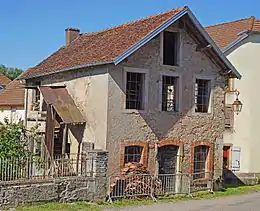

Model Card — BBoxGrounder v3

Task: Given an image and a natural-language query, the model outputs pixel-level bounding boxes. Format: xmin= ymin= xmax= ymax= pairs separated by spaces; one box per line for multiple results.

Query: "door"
xmin=158 ymin=145 xmax=179 ymax=193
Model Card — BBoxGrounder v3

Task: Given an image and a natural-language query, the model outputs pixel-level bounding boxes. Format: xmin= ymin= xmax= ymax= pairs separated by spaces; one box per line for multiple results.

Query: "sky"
xmin=0 ymin=0 xmax=258 ymax=70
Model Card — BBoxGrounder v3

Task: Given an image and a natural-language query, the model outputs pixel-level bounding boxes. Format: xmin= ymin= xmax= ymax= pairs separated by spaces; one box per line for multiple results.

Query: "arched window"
xmin=124 ymin=145 xmax=143 ymax=164
xmin=193 ymin=145 xmax=209 ymax=179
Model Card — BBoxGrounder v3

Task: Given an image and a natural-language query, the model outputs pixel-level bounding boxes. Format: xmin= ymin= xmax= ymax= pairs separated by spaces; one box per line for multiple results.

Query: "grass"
xmin=16 ymin=184 xmax=260 ymax=211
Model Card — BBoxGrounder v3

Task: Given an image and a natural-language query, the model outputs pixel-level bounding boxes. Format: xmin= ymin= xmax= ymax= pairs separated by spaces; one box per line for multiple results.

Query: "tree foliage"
xmin=0 ymin=119 xmax=39 ymax=159
xmin=0 ymin=64 xmax=23 ymax=80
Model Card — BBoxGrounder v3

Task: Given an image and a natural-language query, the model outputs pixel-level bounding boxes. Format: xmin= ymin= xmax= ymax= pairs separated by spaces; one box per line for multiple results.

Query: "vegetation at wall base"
xmin=16 ymin=184 xmax=260 ymax=211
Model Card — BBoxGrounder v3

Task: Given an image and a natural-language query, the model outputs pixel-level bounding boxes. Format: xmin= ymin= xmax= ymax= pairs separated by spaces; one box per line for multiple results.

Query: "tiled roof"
xmin=0 ymin=80 xmax=25 ymax=106
xmin=0 ymin=73 xmax=11 ymax=86
xmin=206 ymin=16 xmax=260 ymax=49
xmin=20 ymin=7 xmax=185 ymax=79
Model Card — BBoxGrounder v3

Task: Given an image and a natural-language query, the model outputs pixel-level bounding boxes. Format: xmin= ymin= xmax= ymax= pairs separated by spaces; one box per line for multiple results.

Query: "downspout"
xmin=24 ymin=88 xmax=28 ymax=127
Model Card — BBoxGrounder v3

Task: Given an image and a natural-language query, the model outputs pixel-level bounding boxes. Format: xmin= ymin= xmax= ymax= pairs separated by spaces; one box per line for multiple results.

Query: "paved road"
xmin=106 ymin=192 xmax=260 ymax=211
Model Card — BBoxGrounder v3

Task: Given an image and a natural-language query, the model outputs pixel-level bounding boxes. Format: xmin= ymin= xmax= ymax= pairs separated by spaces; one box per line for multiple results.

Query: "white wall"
xmin=0 ymin=107 xmax=25 ymax=124
xmin=224 ymin=34 xmax=260 ymax=173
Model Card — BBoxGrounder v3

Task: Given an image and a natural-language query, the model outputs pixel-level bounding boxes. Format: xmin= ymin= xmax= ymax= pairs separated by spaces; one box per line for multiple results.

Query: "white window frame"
xmin=123 ymin=67 xmax=149 ymax=112
xmin=160 ymin=29 xmax=182 ymax=69
xmin=159 ymin=71 xmax=182 ymax=113
xmin=193 ymin=74 xmax=214 ymax=114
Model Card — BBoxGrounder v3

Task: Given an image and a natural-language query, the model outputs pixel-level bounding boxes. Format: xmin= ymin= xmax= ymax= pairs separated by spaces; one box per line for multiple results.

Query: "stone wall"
xmin=0 ymin=150 xmax=108 ymax=208
xmin=107 ymin=19 xmax=225 ymax=176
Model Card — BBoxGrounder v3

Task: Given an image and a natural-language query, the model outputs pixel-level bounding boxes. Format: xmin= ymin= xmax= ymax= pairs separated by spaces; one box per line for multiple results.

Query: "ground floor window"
xmin=124 ymin=145 xmax=143 ymax=164
xmin=120 ymin=141 xmax=149 ymax=168
xmin=193 ymin=145 xmax=209 ymax=179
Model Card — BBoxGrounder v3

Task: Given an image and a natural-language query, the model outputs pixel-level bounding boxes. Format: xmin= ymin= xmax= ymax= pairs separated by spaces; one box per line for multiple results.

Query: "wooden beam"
xmin=62 ymin=124 xmax=68 ymax=155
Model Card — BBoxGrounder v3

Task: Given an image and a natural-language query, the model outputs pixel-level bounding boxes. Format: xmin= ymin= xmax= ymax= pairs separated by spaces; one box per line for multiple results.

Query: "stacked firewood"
xmin=110 ymin=162 xmax=163 ymax=199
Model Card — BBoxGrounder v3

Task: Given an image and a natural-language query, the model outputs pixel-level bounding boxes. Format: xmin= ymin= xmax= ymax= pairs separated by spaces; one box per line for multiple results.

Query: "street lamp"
xmin=232 ymin=90 xmax=243 ymax=115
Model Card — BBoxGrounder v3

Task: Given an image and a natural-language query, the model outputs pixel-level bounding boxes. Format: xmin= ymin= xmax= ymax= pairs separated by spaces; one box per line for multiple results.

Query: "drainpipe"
xmin=24 ymin=88 xmax=28 ymax=127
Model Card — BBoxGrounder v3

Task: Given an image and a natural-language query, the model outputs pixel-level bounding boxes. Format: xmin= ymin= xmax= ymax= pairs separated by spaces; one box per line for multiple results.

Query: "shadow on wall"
xmin=69 ymin=123 xmax=86 ymax=153
xmin=223 ymin=169 xmax=245 ymax=187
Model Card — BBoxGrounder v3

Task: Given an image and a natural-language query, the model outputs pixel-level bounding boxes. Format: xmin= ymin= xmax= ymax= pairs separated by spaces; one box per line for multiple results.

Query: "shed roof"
xmin=39 ymin=86 xmax=85 ymax=124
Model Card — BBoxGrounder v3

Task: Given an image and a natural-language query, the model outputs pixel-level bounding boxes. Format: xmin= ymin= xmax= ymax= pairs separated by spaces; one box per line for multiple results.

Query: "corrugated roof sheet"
xmin=39 ymin=86 xmax=85 ymax=124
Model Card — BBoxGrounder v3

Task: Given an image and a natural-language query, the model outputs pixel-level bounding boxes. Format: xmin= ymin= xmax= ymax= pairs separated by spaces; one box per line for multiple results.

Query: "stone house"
xmin=19 ymin=6 xmax=241 ymax=179
xmin=206 ymin=16 xmax=260 ymax=180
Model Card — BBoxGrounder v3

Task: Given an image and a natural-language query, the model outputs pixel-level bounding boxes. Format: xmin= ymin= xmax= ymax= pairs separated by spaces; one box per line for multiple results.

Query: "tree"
xmin=0 ymin=64 xmax=23 ymax=80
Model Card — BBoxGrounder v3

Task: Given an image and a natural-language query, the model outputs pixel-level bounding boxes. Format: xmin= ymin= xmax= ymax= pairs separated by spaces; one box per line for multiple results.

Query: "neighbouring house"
xmin=206 ymin=16 xmax=260 ymax=181
xmin=19 ymin=6 xmax=241 ymax=181
xmin=0 ymin=79 xmax=25 ymax=123
xmin=0 ymin=73 xmax=11 ymax=93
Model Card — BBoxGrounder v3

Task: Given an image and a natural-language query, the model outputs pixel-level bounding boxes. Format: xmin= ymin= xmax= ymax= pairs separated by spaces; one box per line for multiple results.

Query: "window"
xmin=124 ymin=145 xmax=143 ymax=164
xmin=195 ymin=79 xmax=211 ymax=113
xmin=162 ymin=76 xmax=178 ymax=111
xmin=126 ymin=72 xmax=145 ymax=110
xmin=163 ymin=31 xmax=179 ymax=66
xmin=193 ymin=145 xmax=209 ymax=179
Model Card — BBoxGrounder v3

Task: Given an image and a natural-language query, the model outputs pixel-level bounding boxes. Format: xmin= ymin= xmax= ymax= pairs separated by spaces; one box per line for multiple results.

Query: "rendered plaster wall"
xmin=26 ymin=67 xmax=109 ymax=151
xmin=224 ymin=34 xmax=260 ymax=173
xmin=0 ymin=106 xmax=24 ymax=124
xmin=107 ymin=22 xmax=225 ymax=176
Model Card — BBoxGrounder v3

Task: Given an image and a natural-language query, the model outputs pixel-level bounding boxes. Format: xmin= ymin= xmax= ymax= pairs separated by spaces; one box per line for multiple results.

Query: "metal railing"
xmin=108 ymin=172 xmax=214 ymax=201
xmin=0 ymin=153 xmax=95 ymax=182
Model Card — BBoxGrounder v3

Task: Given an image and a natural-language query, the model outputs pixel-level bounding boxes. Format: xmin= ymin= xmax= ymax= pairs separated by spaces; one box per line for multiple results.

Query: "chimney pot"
xmin=65 ymin=28 xmax=80 ymax=46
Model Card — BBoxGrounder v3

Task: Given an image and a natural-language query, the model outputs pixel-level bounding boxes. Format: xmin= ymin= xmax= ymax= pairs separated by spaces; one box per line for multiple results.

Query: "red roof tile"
xmin=0 ymin=80 xmax=25 ymax=106
xmin=21 ymin=7 xmax=185 ymax=79
xmin=206 ymin=16 xmax=260 ymax=49
xmin=0 ymin=73 xmax=11 ymax=86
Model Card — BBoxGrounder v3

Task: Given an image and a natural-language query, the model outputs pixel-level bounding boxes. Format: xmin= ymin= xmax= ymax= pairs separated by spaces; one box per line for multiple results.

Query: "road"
xmin=106 ymin=192 xmax=260 ymax=211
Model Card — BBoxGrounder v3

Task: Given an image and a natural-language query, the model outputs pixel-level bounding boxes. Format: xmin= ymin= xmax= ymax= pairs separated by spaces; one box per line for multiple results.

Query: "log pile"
xmin=109 ymin=162 xmax=163 ymax=199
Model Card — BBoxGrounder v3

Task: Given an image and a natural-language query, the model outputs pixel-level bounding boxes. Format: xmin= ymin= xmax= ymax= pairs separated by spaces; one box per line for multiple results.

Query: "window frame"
xmin=193 ymin=75 xmax=214 ymax=114
xmin=191 ymin=142 xmax=213 ymax=180
xmin=124 ymin=67 xmax=149 ymax=112
xmin=160 ymin=29 xmax=182 ymax=69
xmin=159 ymin=71 xmax=182 ymax=112
xmin=120 ymin=141 xmax=149 ymax=168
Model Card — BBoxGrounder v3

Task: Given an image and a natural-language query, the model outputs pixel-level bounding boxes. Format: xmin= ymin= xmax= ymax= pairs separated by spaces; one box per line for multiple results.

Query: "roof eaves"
xmin=113 ymin=7 xmax=189 ymax=65
xmin=223 ymin=32 xmax=250 ymax=53
xmin=19 ymin=60 xmax=114 ymax=80
xmin=186 ymin=8 xmax=242 ymax=79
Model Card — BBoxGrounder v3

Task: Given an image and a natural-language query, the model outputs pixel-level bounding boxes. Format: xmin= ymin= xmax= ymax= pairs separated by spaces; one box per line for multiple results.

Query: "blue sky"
xmin=0 ymin=0 xmax=258 ymax=70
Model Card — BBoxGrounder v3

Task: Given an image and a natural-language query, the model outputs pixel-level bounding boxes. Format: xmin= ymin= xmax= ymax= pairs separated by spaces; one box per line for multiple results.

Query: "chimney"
xmin=65 ymin=28 xmax=80 ymax=46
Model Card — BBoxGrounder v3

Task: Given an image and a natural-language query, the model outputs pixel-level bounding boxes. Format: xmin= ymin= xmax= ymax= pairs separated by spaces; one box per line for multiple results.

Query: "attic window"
xmin=163 ymin=31 xmax=179 ymax=66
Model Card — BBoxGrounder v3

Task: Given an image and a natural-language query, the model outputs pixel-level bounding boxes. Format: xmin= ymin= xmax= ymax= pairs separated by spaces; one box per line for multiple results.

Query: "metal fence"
xmin=108 ymin=172 xmax=214 ymax=201
xmin=0 ymin=153 xmax=95 ymax=182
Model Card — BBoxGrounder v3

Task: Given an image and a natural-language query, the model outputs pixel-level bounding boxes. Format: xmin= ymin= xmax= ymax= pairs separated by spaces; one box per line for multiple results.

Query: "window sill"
xmin=160 ymin=64 xmax=181 ymax=71
xmin=123 ymin=109 xmax=147 ymax=114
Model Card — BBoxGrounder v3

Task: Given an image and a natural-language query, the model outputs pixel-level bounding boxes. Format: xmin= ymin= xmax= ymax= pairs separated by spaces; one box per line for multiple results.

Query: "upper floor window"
xmin=31 ymin=81 xmax=41 ymax=111
xmin=163 ymin=31 xmax=179 ymax=66
xmin=126 ymin=72 xmax=145 ymax=110
xmin=193 ymin=145 xmax=209 ymax=179
xmin=124 ymin=145 xmax=143 ymax=164
xmin=162 ymin=75 xmax=179 ymax=111
xmin=195 ymin=79 xmax=211 ymax=113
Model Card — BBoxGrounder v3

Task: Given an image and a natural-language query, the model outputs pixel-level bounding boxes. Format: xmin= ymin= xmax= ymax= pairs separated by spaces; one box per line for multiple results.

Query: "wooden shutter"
xmin=225 ymin=105 xmax=233 ymax=128
xmin=231 ymin=147 xmax=241 ymax=171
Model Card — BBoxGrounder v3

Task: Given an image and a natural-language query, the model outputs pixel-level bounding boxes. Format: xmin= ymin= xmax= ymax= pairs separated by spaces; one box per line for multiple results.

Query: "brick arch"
xmin=157 ymin=140 xmax=183 ymax=148
xmin=190 ymin=141 xmax=214 ymax=175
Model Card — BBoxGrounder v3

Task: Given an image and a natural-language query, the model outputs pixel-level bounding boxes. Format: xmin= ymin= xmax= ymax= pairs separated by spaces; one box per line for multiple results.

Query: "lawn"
xmin=16 ymin=184 xmax=260 ymax=211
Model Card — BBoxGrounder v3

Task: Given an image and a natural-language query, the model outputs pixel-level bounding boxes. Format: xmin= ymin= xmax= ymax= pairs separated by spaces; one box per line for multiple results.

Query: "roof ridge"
xmin=205 ymin=16 xmax=254 ymax=28
xmin=81 ymin=7 xmax=185 ymax=37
